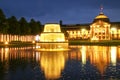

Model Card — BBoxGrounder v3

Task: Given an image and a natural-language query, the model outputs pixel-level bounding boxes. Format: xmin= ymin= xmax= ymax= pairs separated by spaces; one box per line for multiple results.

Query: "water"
xmin=0 ymin=46 xmax=120 ymax=80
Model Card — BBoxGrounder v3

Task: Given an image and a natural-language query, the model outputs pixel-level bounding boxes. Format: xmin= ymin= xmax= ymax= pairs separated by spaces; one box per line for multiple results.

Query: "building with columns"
xmin=62 ymin=11 xmax=120 ymax=40
xmin=90 ymin=12 xmax=111 ymax=40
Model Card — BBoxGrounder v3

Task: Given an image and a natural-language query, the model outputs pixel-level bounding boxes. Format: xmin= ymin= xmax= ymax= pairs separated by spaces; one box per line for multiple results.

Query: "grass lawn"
xmin=69 ymin=40 xmax=120 ymax=46
xmin=0 ymin=41 xmax=35 ymax=47
xmin=0 ymin=40 xmax=120 ymax=47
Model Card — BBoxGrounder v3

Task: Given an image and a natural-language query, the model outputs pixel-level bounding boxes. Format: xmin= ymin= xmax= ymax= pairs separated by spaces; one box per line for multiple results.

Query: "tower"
xmin=90 ymin=7 xmax=111 ymax=40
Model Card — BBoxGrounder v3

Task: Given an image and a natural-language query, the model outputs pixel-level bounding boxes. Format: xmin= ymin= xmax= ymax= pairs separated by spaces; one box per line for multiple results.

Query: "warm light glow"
xmin=90 ymin=21 xmax=110 ymax=40
xmin=111 ymin=27 xmax=117 ymax=31
xmin=81 ymin=46 xmax=86 ymax=64
xmin=36 ymin=23 xmax=68 ymax=51
xmin=81 ymin=29 xmax=86 ymax=32
xmin=36 ymin=46 xmax=40 ymax=49
xmin=91 ymin=36 xmax=99 ymax=41
xmin=40 ymin=52 xmax=65 ymax=79
xmin=35 ymin=52 xmax=41 ymax=61
xmin=110 ymin=46 xmax=117 ymax=66
xmin=5 ymin=41 xmax=8 ymax=45
xmin=95 ymin=14 xmax=108 ymax=19
xmin=40 ymin=33 xmax=65 ymax=42
xmin=44 ymin=24 xmax=61 ymax=32
xmin=40 ymin=24 xmax=65 ymax=42
xmin=90 ymin=46 xmax=109 ymax=75
xmin=35 ymin=35 xmax=40 ymax=41
xmin=4 ymin=48 xmax=9 ymax=61
xmin=32 ymin=41 xmax=35 ymax=43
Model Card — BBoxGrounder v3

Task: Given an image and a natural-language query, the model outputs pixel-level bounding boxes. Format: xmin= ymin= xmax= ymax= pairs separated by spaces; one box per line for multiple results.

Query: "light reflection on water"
xmin=0 ymin=46 xmax=120 ymax=80
xmin=40 ymin=52 xmax=67 ymax=79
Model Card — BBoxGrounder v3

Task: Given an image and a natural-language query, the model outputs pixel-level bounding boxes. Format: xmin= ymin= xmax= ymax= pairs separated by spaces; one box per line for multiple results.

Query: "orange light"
xmin=32 ymin=41 xmax=35 ymax=43
xmin=35 ymin=35 xmax=40 ymax=41
xmin=5 ymin=41 xmax=8 ymax=45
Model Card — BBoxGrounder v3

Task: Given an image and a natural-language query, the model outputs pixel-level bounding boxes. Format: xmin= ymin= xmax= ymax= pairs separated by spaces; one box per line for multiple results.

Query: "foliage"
xmin=8 ymin=16 xmax=20 ymax=34
xmin=29 ymin=19 xmax=42 ymax=35
xmin=0 ymin=9 xmax=42 ymax=35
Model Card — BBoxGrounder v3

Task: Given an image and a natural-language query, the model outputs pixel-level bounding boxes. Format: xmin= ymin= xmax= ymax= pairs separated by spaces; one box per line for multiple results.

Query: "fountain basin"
xmin=36 ymin=42 xmax=69 ymax=51
xmin=36 ymin=23 xmax=68 ymax=51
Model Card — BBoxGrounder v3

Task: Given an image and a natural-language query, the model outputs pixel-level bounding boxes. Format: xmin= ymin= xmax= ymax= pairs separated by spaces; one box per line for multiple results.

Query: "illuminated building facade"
xmin=62 ymin=11 xmax=120 ymax=40
xmin=90 ymin=12 xmax=111 ymax=40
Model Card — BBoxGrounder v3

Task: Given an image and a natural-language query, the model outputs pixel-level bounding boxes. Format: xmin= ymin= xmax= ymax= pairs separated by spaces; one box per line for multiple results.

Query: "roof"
xmin=93 ymin=12 xmax=110 ymax=23
xmin=95 ymin=12 xmax=108 ymax=19
xmin=61 ymin=24 xmax=90 ymax=30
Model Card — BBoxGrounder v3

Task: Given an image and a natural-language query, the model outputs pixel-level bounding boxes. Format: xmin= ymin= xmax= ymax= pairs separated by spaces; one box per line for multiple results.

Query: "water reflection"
xmin=81 ymin=46 xmax=87 ymax=65
xmin=89 ymin=46 xmax=110 ymax=75
xmin=0 ymin=46 xmax=120 ymax=80
xmin=70 ymin=46 xmax=120 ymax=79
xmin=40 ymin=51 xmax=67 ymax=80
xmin=0 ymin=47 xmax=36 ymax=80
xmin=110 ymin=46 xmax=117 ymax=66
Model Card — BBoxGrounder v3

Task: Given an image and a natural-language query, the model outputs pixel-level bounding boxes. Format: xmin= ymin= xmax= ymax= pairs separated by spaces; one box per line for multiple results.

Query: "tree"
xmin=29 ymin=19 xmax=42 ymax=35
xmin=0 ymin=8 xmax=43 ymax=35
xmin=19 ymin=17 xmax=30 ymax=35
xmin=7 ymin=16 xmax=20 ymax=34
xmin=0 ymin=9 xmax=7 ymax=33
xmin=2 ymin=20 xmax=9 ymax=34
xmin=0 ymin=9 xmax=6 ymax=22
xmin=36 ymin=21 xmax=43 ymax=33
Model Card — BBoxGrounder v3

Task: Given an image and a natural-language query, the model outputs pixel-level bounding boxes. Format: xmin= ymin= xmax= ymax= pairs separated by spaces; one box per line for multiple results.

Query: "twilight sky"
xmin=0 ymin=0 xmax=120 ymax=24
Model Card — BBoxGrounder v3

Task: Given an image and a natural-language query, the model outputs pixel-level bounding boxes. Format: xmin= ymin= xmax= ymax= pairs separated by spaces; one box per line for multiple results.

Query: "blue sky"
xmin=0 ymin=0 xmax=120 ymax=24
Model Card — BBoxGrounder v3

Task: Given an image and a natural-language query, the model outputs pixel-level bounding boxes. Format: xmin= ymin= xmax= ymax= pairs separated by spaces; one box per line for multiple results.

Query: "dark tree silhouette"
xmin=0 ymin=9 xmax=42 ymax=35
xmin=8 ymin=16 xmax=20 ymax=34
xmin=19 ymin=17 xmax=30 ymax=35
xmin=0 ymin=9 xmax=7 ymax=33
xmin=29 ymin=19 xmax=42 ymax=35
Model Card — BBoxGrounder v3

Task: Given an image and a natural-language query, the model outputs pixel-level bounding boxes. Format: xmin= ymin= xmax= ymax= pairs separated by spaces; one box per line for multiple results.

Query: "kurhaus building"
xmin=61 ymin=11 xmax=120 ymax=40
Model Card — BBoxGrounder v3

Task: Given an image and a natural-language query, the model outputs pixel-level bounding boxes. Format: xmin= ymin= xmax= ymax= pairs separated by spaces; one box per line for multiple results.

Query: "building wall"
xmin=67 ymin=29 xmax=90 ymax=40
xmin=0 ymin=34 xmax=35 ymax=42
xmin=90 ymin=21 xmax=111 ymax=40
xmin=65 ymin=22 xmax=120 ymax=40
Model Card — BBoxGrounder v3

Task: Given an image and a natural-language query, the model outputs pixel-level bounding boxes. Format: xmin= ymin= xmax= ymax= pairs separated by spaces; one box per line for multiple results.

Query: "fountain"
xmin=36 ymin=23 xmax=68 ymax=51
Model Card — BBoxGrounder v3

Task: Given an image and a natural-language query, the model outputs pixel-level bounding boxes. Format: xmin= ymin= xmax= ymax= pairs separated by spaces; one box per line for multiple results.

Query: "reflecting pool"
xmin=0 ymin=46 xmax=120 ymax=80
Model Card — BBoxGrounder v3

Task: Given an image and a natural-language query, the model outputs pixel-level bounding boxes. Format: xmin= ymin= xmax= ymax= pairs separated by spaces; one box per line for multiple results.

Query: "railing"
xmin=0 ymin=34 xmax=35 ymax=42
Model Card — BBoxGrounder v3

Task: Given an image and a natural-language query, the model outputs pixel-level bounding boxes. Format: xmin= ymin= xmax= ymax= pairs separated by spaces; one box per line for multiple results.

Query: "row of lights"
xmin=3 ymin=35 xmax=40 ymax=45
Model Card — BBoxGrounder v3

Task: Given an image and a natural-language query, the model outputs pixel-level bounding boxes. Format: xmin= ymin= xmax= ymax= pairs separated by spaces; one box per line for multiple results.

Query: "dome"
xmin=93 ymin=12 xmax=110 ymax=23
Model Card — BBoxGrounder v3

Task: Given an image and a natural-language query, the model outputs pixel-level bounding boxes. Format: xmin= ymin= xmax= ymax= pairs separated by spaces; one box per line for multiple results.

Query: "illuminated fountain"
xmin=36 ymin=23 xmax=68 ymax=51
